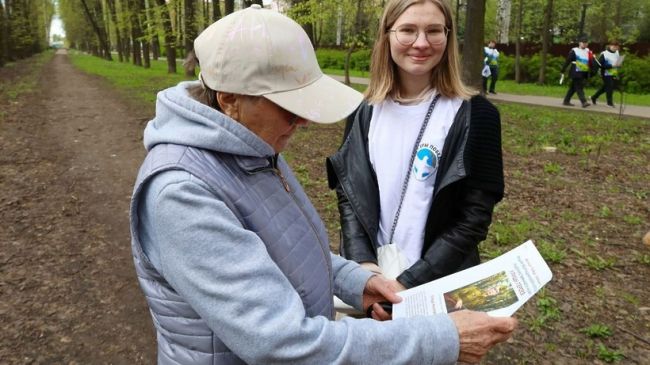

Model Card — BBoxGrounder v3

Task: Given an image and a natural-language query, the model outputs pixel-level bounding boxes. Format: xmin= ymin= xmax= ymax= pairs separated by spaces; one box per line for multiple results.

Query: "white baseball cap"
xmin=194 ymin=5 xmax=363 ymax=124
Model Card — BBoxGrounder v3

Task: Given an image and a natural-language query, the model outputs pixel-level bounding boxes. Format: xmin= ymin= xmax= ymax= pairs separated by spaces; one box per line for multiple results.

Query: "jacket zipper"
xmin=268 ymin=156 xmax=333 ymax=299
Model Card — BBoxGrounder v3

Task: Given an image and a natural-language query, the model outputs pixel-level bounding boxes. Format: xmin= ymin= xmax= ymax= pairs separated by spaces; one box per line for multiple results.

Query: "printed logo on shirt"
xmin=413 ymin=143 xmax=441 ymax=181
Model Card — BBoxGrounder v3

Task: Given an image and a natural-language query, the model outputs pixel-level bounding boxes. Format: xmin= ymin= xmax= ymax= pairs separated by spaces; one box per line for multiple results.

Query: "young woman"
xmin=328 ymin=0 xmax=504 ymax=291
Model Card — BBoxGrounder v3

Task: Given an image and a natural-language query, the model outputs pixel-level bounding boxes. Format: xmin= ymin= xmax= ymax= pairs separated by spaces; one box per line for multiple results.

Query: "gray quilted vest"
xmin=129 ymin=143 xmax=334 ymax=364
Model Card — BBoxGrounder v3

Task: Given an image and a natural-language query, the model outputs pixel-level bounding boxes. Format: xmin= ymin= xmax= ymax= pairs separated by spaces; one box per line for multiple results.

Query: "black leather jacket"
xmin=327 ymin=95 xmax=504 ymax=289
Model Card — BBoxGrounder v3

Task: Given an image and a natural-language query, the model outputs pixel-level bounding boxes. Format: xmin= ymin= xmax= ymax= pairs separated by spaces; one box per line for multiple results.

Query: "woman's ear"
xmin=216 ymin=92 xmax=240 ymax=120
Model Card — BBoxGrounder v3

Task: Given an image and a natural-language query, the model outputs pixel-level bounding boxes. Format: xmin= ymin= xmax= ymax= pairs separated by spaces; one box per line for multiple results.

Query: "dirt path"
xmin=1 ymin=50 xmax=156 ymax=363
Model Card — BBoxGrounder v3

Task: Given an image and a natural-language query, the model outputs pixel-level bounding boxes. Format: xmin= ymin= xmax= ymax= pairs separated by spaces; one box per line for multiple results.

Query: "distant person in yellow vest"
xmin=591 ymin=40 xmax=622 ymax=108
xmin=561 ymin=35 xmax=594 ymax=108
xmin=482 ymin=40 xmax=499 ymax=94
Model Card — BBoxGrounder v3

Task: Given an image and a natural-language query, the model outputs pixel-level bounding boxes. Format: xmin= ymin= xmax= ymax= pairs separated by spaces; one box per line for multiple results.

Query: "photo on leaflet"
xmin=443 ymin=271 xmax=518 ymax=313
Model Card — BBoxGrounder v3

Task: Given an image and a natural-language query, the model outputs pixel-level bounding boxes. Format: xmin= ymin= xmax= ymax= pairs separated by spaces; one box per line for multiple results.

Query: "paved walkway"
xmin=327 ymin=74 xmax=650 ymax=119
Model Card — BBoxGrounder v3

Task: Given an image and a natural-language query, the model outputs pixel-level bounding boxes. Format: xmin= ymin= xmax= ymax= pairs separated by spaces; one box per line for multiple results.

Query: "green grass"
xmin=0 ymin=50 xmax=54 ymax=101
xmin=580 ymin=324 xmax=612 ymax=338
xmin=484 ymin=80 xmax=650 ymax=107
xmin=498 ymin=102 xmax=649 ymax=157
xmin=68 ymin=51 xmax=195 ymax=104
xmin=322 ymin=68 xmax=370 ymax=78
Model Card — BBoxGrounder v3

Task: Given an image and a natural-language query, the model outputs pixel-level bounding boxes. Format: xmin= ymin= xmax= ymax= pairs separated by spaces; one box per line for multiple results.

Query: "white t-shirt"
xmin=369 ymin=93 xmax=462 ymax=266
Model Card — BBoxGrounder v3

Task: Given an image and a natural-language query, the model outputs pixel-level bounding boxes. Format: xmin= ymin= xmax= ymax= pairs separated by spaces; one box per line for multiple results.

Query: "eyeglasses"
xmin=388 ymin=24 xmax=449 ymax=46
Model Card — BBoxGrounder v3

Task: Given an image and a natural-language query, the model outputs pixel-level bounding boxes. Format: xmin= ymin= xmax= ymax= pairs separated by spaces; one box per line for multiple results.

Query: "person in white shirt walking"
xmin=561 ymin=35 xmax=594 ymax=108
xmin=482 ymin=40 xmax=500 ymax=94
xmin=591 ymin=40 xmax=622 ymax=108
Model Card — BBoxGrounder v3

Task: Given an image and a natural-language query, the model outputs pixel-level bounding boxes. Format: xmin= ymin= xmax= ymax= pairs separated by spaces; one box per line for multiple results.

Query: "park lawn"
xmin=0 ymin=50 xmax=54 ymax=103
xmin=69 ymin=51 xmax=650 ymax=364
xmin=496 ymin=79 xmax=650 ymax=107
xmin=68 ymin=51 xmax=194 ymax=104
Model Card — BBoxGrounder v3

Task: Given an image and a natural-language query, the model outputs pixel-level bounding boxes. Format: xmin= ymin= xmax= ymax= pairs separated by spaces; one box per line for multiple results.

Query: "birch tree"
xmin=495 ymin=0 xmax=511 ymax=43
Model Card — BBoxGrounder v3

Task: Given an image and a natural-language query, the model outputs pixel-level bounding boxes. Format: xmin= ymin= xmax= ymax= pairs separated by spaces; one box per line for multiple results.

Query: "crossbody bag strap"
xmin=387 ymin=93 xmax=441 ymax=245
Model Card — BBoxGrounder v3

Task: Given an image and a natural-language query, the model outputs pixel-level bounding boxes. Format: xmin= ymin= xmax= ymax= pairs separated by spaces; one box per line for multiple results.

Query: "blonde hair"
xmin=365 ymin=0 xmax=476 ymax=104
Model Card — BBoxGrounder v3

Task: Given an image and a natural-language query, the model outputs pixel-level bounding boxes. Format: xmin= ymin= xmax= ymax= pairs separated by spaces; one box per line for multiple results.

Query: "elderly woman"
xmin=130 ymin=5 xmax=516 ymax=365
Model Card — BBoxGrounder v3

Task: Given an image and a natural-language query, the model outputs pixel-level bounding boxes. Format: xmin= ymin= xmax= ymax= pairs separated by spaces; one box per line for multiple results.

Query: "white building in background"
xmin=49 ymin=14 xmax=65 ymax=47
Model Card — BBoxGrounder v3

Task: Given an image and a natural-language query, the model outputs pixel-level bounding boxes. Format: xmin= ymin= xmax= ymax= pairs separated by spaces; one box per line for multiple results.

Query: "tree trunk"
xmin=224 ymin=0 xmax=234 ymax=15
xmin=137 ymin=0 xmax=150 ymax=68
xmin=106 ymin=0 xmax=124 ymax=62
xmin=184 ymin=0 xmax=197 ymax=77
xmin=461 ymin=0 xmax=486 ymax=90
xmin=344 ymin=0 xmax=364 ymax=85
xmin=126 ymin=0 xmax=143 ymax=66
xmin=496 ymin=0 xmax=511 ymax=44
xmin=0 ymin=0 xmax=6 ymax=67
xmin=155 ymin=0 xmax=176 ymax=73
xmin=515 ymin=0 xmax=523 ymax=83
xmin=79 ymin=0 xmax=112 ymax=60
xmin=3 ymin=0 xmax=13 ymax=62
xmin=537 ymin=0 xmax=553 ymax=84
xmin=212 ymin=0 xmax=221 ymax=22
xmin=93 ymin=0 xmax=111 ymax=59
xmin=145 ymin=0 xmax=160 ymax=60
xmin=203 ymin=0 xmax=209 ymax=26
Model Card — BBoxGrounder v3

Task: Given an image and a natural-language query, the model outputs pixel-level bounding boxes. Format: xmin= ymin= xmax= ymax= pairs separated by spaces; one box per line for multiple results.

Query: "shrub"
xmin=315 ymin=48 xmax=346 ymax=70
xmin=349 ymin=49 xmax=372 ymax=72
xmin=618 ymin=54 xmax=650 ymax=94
xmin=499 ymin=53 xmax=566 ymax=85
xmin=316 ymin=48 xmax=372 ymax=72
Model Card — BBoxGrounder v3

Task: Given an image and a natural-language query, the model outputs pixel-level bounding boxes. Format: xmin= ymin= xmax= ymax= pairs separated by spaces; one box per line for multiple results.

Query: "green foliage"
xmin=2 ymin=0 xmax=52 ymax=61
xmin=597 ymin=343 xmax=625 ymax=363
xmin=622 ymin=214 xmax=642 ymax=225
xmin=598 ymin=205 xmax=612 ymax=218
xmin=537 ymin=240 xmax=566 ymax=264
xmin=585 ymin=255 xmax=616 ymax=271
xmin=543 ymin=162 xmax=562 ymax=174
xmin=292 ymin=164 xmax=314 ymax=189
xmin=287 ymin=0 xmax=381 ymax=49
xmin=579 ymin=324 xmax=612 ymax=338
xmin=498 ymin=53 xmax=566 ymax=85
xmin=528 ymin=290 xmax=561 ymax=333
xmin=637 ymin=253 xmax=650 ymax=265
xmin=316 ymin=48 xmax=372 ymax=72
xmin=622 ymin=292 xmax=639 ymax=306
xmin=488 ymin=218 xmax=540 ymax=246
xmin=537 ymin=296 xmax=561 ymax=320
xmin=615 ymin=54 xmax=650 ymax=94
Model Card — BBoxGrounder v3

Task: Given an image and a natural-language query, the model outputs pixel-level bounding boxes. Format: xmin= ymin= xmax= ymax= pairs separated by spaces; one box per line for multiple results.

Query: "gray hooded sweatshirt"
xmin=131 ymin=81 xmax=460 ymax=364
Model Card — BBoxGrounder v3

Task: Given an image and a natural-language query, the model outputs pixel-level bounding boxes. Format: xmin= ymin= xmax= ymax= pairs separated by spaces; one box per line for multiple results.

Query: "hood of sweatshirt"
xmin=143 ymin=81 xmax=275 ymax=158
